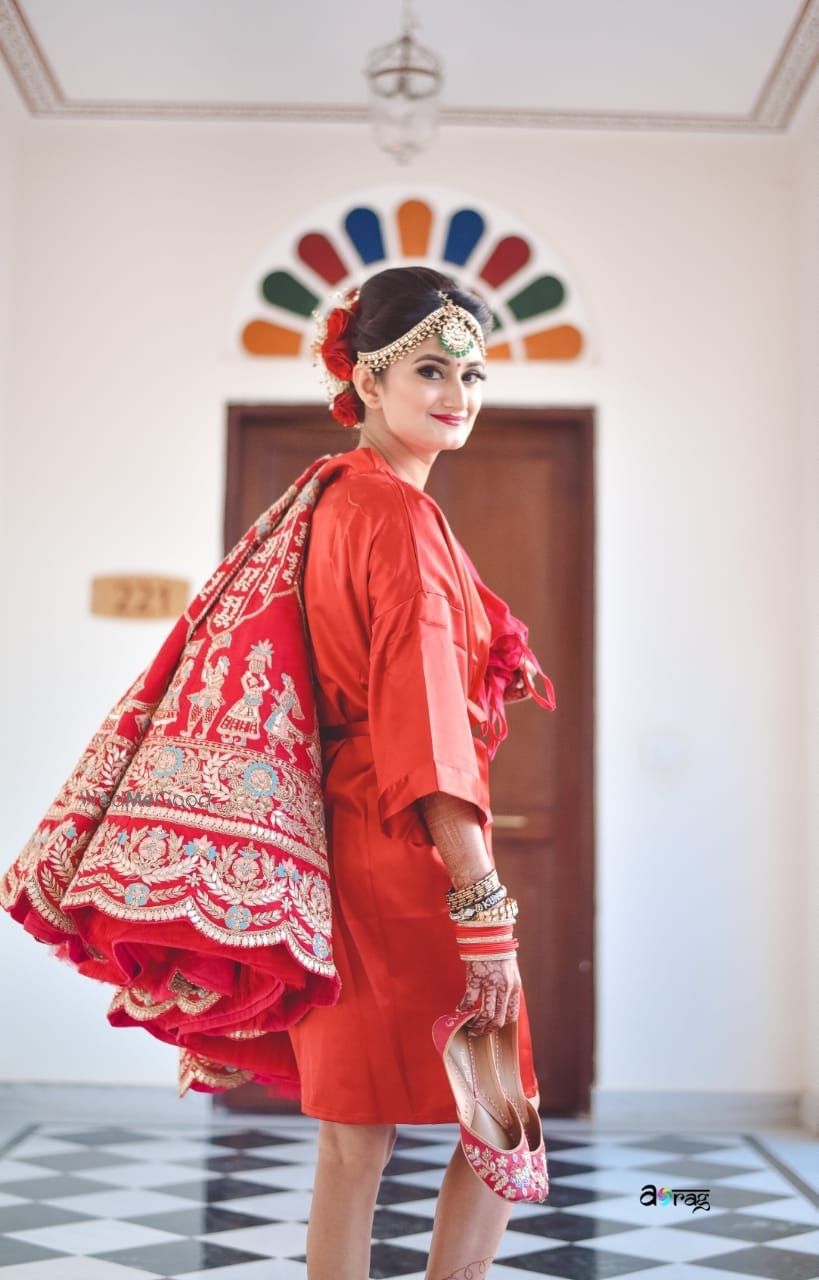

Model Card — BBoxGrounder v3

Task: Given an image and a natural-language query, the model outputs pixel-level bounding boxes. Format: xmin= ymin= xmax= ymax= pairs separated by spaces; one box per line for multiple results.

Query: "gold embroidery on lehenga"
xmin=0 ymin=685 xmax=160 ymax=923
xmin=1 ymin=465 xmax=341 ymax=1097
xmin=109 ymin=987 xmax=180 ymax=1022
xmin=178 ymin=1049 xmax=252 ymax=1096
xmin=167 ymin=970 xmax=222 ymax=1013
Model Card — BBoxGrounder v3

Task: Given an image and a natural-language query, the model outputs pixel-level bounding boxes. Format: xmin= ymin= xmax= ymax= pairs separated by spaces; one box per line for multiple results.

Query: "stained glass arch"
xmin=231 ymin=185 xmax=592 ymax=364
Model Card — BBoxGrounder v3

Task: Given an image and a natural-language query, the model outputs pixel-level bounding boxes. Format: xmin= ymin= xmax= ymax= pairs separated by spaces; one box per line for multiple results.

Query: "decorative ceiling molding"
xmin=1 ymin=0 xmax=817 ymax=133
xmin=753 ymin=0 xmax=819 ymax=125
xmin=0 ymin=0 xmax=59 ymax=113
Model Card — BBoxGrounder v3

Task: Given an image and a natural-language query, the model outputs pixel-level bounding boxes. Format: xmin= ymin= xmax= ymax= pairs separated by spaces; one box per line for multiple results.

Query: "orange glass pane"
xmin=397 ymin=200 xmax=432 ymax=257
xmin=486 ymin=342 xmax=512 ymax=360
xmin=523 ymin=326 xmax=583 ymax=359
xmin=242 ymin=321 xmax=303 ymax=356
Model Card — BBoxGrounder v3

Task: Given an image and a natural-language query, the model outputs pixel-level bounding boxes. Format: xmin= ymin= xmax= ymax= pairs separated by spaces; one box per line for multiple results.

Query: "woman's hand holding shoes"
xmin=458 ymin=955 xmax=522 ymax=1034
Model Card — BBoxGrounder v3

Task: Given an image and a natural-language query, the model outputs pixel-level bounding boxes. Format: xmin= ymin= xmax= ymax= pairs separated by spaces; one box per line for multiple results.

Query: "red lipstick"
xmin=431 ymin=414 xmax=467 ymax=425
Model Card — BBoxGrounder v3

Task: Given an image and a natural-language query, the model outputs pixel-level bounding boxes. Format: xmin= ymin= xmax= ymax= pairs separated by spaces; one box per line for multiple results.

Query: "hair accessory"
xmin=357 ymin=297 xmax=486 ymax=372
xmin=311 ymin=286 xmax=362 ymax=428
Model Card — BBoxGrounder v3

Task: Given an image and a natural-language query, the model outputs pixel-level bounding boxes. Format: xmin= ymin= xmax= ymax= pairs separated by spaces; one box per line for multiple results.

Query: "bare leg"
xmin=425 ymin=1141 xmax=513 ymax=1279
xmin=306 ymin=1118 xmax=397 ymax=1280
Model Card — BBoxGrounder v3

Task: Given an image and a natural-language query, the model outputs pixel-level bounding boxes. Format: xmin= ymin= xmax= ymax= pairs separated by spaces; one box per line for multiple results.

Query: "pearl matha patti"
xmin=356 ymin=293 xmax=487 ymax=372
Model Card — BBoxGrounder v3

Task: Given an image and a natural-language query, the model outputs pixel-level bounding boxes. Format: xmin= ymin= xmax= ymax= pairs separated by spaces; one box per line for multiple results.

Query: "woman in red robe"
xmin=293 ymin=266 xmax=556 ymax=1278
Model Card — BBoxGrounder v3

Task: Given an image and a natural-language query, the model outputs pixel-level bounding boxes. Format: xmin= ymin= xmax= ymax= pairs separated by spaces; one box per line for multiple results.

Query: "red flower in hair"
xmin=331 ymin=389 xmax=360 ymax=428
xmin=321 ymin=307 xmax=355 ymax=381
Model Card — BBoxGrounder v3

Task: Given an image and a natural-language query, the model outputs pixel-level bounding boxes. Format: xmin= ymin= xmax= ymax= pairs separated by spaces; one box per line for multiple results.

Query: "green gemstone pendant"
xmin=437 ymin=315 xmax=477 ymax=359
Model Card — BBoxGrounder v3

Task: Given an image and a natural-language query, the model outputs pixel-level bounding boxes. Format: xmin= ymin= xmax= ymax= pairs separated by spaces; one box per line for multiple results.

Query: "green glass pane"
xmin=490 ymin=310 xmax=504 ymax=332
xmin=507 ymin=275 xmax=564 ymax=321
xmin=261 ymin=270 xmax=319 ymax=318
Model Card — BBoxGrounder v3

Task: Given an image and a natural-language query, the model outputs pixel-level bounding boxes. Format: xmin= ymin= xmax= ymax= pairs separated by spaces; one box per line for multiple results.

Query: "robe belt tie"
xmin=319 ymin=720 xmax=371 ymax=740
xmin=319 ymin=698 xmax=486 ymax=742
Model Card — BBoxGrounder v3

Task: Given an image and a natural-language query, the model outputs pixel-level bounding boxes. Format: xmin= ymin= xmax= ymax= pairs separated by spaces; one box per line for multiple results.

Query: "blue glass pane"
xmin=443 ymin=209 xmax=485 ymax=266
xmin=344 ymin=207 xmax=385 ymax=264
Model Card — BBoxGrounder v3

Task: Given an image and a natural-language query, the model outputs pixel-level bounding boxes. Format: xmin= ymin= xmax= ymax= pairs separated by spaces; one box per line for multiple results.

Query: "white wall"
xmin=0 ymin=51 xmax=816 ymax=1119
xmin=0 ymin=58 xmax=23 ymax=537
xmin=794 ymin=81 xmax=819 ymax=1134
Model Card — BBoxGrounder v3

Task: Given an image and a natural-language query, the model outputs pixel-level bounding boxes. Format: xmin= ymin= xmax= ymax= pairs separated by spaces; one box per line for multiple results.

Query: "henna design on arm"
xmin=417 ymin=791 xmax=493 ymax=889
xmin=416 ymin=793 xmax=521 ymax=1032
xmin=461 ymin=958 xmax=521 ymax=1034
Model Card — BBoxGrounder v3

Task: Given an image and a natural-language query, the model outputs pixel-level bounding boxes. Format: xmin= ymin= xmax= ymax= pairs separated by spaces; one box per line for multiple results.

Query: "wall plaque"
xmin=90 ymin=575 xmax=189 ymax=620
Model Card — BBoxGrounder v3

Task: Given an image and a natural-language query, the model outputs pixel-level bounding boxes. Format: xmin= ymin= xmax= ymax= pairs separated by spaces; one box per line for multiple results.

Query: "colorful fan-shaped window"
xmin=236 ymin=192 xmax=589 ymax=363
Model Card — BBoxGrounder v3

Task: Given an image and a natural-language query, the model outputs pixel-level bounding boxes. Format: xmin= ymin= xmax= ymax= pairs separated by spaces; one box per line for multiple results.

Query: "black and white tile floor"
xmin=0 ymin=1118 xmax=817 ymax=1279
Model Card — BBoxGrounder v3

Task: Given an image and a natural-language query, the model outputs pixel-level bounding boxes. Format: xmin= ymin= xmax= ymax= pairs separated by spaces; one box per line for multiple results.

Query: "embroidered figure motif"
xmin=186 ymin=637 xmax=231 ymax=737
xmin=217 ymin=641 xmax=273 ymax=746
xmin=154 ymin=641 xmax=203 ymax=726
xmin=263 ymin=671 xmax=309 ymax=764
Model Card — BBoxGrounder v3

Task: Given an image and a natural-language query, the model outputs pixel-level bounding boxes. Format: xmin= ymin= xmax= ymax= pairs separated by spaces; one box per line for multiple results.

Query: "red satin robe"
xmin=288 ymin=445 xmax=540 ymax=1124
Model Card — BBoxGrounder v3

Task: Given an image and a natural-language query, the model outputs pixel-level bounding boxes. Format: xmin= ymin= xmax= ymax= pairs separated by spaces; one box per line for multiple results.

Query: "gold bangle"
xmin=446 ymin=869 xmax=501 ymax=910
xmin=453 ymin=902 xmax=518 ymax=924
xmin=459 ymin=897 xmax=518 ymax=923
xmin=448 ymin=887 xmax=508 ymax=922
xmin=455 ymin=933 xmax=515 ymax=945
xmin=458 ymin=950 xmax=518 ymax=962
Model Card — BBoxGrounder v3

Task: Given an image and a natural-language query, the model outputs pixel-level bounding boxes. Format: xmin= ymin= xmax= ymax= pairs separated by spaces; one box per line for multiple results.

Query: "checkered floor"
xmin=0 ymin=1119 xmax=817 ymax=1278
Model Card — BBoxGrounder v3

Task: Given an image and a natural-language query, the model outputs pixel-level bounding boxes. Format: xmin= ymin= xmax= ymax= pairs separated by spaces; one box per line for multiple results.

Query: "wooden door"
xmin=217 ymin=404 xmax=595 ymax=1117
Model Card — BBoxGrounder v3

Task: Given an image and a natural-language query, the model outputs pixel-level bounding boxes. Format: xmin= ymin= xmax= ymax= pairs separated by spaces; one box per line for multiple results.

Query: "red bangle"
xmin=455 ymin=937 xmax=515 ymax=950
xmin=453 ymin=921 xmax=515 ymax=936
xmin=454 ymin=925 xmax=515 ymax=944
xmin=457 ymin=938 xmax=519 ymax=958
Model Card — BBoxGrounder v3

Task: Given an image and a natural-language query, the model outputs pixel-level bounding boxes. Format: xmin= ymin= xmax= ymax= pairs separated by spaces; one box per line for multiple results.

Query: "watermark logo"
xmin=77 ymin=789 xmax=213 ymax=810
xmin=641 ymin=1183 xmax=710 ymax=1212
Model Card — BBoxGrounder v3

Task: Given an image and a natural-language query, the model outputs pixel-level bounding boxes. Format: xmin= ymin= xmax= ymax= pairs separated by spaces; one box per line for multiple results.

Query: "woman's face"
xmin=361 ymin=333 xmax=487 ymax=455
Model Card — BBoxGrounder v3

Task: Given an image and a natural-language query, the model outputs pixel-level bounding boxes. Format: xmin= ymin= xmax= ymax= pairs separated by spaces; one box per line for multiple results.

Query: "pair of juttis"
xmin=0 ymin=449 xmax=555 ymax=1097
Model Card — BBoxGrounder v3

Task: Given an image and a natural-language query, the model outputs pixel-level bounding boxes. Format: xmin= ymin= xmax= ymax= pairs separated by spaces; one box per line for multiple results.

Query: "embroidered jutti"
xmin=288 ymin=445 xmax=555 ymax=1123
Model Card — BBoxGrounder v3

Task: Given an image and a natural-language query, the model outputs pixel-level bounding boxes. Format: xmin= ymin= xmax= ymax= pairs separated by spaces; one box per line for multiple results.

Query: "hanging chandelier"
xmin=363 ymin=0 xmax=444 ymax=164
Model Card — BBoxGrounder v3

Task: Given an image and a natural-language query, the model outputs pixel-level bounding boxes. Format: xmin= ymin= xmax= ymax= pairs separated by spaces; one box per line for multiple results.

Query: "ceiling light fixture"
xmin=363 ymin=0 xmax=444 ymax=165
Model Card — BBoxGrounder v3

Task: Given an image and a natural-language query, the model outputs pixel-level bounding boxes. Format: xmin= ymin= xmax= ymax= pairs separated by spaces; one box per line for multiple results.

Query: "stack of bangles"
xmin=446 ymin=868 xmax=519 ymax=963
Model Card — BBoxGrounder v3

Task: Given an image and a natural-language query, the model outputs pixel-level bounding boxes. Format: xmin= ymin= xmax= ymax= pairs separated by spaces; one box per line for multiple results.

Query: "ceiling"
xmin=1 ymin=0 xmax=817 ymax=133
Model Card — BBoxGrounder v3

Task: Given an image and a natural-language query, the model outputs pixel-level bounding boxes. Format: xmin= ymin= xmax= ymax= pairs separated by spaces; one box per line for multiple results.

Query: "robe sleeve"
xmin=368 ymin=589 xmax=489 ymax=846
xmin=358 ymin=477 xmax=489 ymax=846
xmin=454 ymin=538 xmax=557 ymax=760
